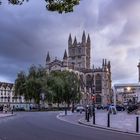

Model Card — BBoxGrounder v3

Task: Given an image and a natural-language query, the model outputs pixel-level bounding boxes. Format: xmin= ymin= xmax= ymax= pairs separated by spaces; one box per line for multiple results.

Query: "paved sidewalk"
xmin=80 ymin=110 xmax=140 ymax=134
xmin=58 ymin=110 xmax=140 ymax=135
xmin=0 ymin=112 xmax=15 ymax=118
xmin=58 ymin=111 xmax=84 ymax=123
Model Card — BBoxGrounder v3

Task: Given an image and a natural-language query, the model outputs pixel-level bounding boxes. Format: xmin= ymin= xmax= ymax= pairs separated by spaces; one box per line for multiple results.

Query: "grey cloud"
xmin=0 ymin=0 xmax=139 ymax=84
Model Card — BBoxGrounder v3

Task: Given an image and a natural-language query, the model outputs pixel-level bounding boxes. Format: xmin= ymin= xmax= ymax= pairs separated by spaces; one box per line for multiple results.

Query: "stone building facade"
xmin=0 ymin=82 xmax=32 ymax=110
xmin=46 ymin=31 xmax=112 ymax=106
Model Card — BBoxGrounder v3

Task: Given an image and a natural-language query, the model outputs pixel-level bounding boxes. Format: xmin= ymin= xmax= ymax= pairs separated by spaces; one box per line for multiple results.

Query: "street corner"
xmin=78 ymin=115 xmax=140 ymax=136
xmin=0 ymin=113 xmax=16 ymax=119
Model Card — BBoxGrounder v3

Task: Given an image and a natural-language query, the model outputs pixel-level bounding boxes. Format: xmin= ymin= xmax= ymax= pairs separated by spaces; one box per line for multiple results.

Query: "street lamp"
xmin=71 ymin=80 xmax=75 ymax=113
xmin=71 ymin=86 xmax=74 ymax=113
xmin=92 ymin=85 xmax=96 ymax=124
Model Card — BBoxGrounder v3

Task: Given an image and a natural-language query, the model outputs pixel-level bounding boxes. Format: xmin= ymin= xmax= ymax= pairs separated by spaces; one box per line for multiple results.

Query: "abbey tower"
xmin=68 ymin=31 xmax=91 ymax=69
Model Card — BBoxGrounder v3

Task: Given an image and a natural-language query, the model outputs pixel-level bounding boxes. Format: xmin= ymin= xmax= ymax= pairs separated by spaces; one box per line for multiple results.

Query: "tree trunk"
xmin=72 ymin=101 xmax=74 ymax=113
xmin=57 ymin=102 xmax=60 ymax=108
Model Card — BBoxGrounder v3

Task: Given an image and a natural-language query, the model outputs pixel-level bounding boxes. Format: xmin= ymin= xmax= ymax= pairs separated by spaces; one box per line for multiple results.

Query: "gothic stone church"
xmin=46 ymin=31 xmax=112 ymax=106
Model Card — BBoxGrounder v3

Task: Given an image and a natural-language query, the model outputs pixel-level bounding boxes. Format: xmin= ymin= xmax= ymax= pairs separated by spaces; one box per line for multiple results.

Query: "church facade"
xmin=46 ymin=31 xmax=112 ymax=106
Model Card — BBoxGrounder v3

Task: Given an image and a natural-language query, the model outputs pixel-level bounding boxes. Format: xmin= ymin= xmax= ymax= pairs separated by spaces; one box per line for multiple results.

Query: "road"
xmin=0 ymin=112 xmax=139 ymax=140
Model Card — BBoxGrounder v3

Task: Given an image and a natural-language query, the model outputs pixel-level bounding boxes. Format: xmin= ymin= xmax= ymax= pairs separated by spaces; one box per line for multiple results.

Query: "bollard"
xmin=87 ymin=112 xmax=90 ymax=122
xmin=93 ymin=106 xmax=95 ymax=124
xmin=93 ymin=112 xmax=95 ymax=124
xmin=65 ymin=107 xmax=67 ymax=115
xmin=85 ymin=109 xmax=87 ymax=120
xmin=136 ymin=116 xmax=139 ymax=133
xmin=107 ymin=113 xmax=110 ymax=127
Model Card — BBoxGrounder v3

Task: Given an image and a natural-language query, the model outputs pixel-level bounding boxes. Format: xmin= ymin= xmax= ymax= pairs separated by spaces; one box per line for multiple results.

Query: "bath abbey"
xmin=46 ymin=31 xmax=112 ymax=106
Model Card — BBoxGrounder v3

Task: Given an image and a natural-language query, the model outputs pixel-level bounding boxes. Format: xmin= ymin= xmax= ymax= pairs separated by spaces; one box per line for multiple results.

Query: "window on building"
xmin=96 ymin=94 xmax=102 ymax=104
xmin=78 ymin=48 xmax=81 ymax=53
xmin=86 ymin=74 xmax=92 ymax=88
xmin=95 ymin=74 xmax=102 ymax=92
xmin=72 ymin=57 xmax=75 ymax=60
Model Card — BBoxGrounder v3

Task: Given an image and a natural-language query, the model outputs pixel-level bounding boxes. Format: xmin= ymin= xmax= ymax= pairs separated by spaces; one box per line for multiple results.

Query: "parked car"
xmin=127 ymin=105 xmax=138 ymax=113
xmin=103 ymin=105 xmax=110 ymax=110
xmin=14 ymin=107 xmax=25 ymax=111
xmin=96 ymin=105 xmax=103 ymax=110
xmin=0 ymin=106 xmax=3 ymax=111
xmin=116 ymin=105 xmax=125 ymax=111
xmin=76 ymin=105 xmax=85 ymax=112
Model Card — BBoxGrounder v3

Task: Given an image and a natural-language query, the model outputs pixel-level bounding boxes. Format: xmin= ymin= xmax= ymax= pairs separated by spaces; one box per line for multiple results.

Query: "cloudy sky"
xmin=0 ymin=0 xmax=140 ymax=85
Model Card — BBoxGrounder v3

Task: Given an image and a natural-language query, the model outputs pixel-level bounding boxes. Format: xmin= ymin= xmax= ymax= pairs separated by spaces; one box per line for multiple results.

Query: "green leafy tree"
xmin=15 ymin=71 xmax=27 ymax=97
xmin=15 ymin=65 xmax=82 ymax=110
xmin=62 ymin=71 xmax=81 ymax=110
xmin=15 ymin=65 xmax=47 ymax=107
xmin=26 ymin=78 xmax=42 ymax=105
xmin=47 ymin=71 xmax=64 ymax=107
xmin=1 ymin=0 xmax=80 ymax=13
xmin=26 ymin=65 xmax=46 ymax=106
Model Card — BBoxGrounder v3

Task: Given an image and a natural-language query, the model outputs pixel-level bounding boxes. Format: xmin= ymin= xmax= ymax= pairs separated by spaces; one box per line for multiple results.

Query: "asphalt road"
xmin=0 ymin=112 xmax=139 ymax=140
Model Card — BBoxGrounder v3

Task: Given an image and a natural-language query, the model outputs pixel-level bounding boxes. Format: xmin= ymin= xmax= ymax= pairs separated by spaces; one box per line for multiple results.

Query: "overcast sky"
xmin=0 ymin=0 xmax=140 ymax=85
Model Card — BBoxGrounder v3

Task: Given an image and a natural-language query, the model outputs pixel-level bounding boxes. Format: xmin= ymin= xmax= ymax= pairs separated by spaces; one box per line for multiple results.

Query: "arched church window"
xmin=95 ymin=74 xmax=102 ymax=92
xmin=96 ymin=94 xmax=102 ymax=104
xmin=86 ymin=74 xmax=92 ymax=88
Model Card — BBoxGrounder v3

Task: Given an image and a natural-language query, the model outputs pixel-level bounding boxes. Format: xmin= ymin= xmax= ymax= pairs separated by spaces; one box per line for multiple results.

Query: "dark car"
xmin=96 ymin=105 xmax=103 ymax=110
xmin=0 ymin=106 xmax=3 ymax=111
xmin=127 ymin=105 xmax=138 ymax=113
xmin=116 ymin=105 xmax=125 ymax=111
xmin=103 ymin=105 xmax=110 ymax=110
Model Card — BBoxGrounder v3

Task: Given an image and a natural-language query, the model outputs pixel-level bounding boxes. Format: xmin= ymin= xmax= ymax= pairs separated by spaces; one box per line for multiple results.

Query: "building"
xmin=114 ymin=83 xmax=140 ymax=105
xmin=46 ymin=31 xmax=112 ymax=106
xmin=0 ymin=82 xmax=32 ymax=110
xmin=113 ymin=62 xmax=140 ymax=105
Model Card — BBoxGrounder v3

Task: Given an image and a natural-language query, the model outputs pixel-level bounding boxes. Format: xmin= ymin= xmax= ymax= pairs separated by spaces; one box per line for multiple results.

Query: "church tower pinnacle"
xmin=82 ymin=30 xmax=86 ymax=44
xmin=68 ymin=33 xmax=72 ymax=47
xmin=63 ymin=49 xmax=68 ymax=67
xmin=137 ymin=61 xmax=140 ymax=82
xmin=73 ymin=36 xmax=77 ymax=45
xmin=46 ymin=52 xmax=50 ymax=63
xmin=87 ymin=34 xmax=91 ymax=46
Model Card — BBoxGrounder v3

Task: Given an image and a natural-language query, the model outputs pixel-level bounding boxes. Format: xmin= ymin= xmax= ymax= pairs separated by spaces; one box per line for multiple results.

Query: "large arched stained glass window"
xmin=95 ymin=74 xmax=102 ymax=92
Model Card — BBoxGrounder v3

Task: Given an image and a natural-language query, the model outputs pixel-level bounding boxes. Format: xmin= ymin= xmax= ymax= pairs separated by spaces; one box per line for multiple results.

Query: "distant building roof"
xmin=114 ymin=83 xmax=140 ymax=88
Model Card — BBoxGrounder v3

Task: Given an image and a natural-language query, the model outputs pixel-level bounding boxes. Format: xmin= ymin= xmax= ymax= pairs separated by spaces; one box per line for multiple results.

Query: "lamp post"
xmin=92 ymin=85 xmax=96 ymax=124
xmin=71 ymin=80 xmax=76 ymax=113
xmin=71 ymin=87 xmax=74 ymax=113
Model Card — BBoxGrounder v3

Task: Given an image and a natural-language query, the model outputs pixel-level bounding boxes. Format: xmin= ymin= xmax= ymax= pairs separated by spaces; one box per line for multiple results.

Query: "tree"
xmin=15 ymin=65 xmax=82 ymax=110
xmin=45 ymin=0 xmax=80 ymax=13
xmin=15 ymin=65 xmax=47 ymax=108
xmin=26 ymin=65 xmax=46 ymax=106
xmin=46 ymin=70 xmax=81 ymax=109
xmin=62 ymin=71 xmax=81 ymax=111
xmin=0 ymin=0 xmax=80 ymax=13
xmin=15 ymin=71 xmax=27 ymax=96
xmin=47 ymin=71 xmax=64 ymax=107
xmin=26 ymin=78 xmax=42 ymax=105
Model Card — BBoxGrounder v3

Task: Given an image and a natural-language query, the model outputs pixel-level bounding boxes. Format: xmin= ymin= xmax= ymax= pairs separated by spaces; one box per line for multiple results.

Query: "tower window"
xmin=78 ymin=48 xmax=81 ymax=53
xmin=72 ymin=57 xmax=75 ymax=60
